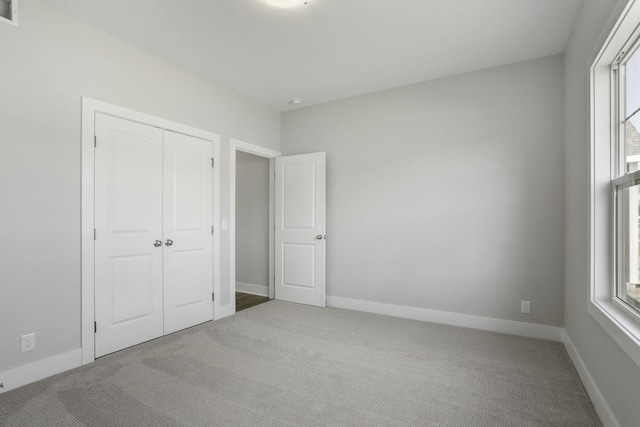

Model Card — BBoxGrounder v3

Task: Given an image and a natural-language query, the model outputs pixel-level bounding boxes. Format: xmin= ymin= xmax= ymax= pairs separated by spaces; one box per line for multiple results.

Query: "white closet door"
xmin=162 ymin=130 xmax=214 ymax=334
xmin=275 ymin=152 xmax=326 ymax=307
xmin=94 ymin=114 xmax=164 ymax=357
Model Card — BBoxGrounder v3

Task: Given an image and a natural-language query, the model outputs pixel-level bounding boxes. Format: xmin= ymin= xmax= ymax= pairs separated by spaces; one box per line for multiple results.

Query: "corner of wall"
xmin=562 ymin=330 xmax=620 ymax=427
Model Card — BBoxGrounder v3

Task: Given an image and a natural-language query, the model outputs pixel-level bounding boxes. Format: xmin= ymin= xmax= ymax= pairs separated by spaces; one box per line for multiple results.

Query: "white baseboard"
xmin=0 ymin=348 xmax=82 ymax=394
xmin=236 ymin=282 xmax=269 ymax=297
xmin=325 ymin=296 xmax=564 ymax=342
xmin=563 ymin=331 xmax=619 ymax=427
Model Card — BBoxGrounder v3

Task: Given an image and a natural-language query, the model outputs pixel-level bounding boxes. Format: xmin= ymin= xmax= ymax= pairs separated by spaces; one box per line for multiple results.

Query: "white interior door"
xmin=163 ymin=130 xmax=213 ymax=334
xmin=275 ymin=152 xmax=326 ymax=307
xmin=95 ymin=116 xmax=214 ymax=357
xmin=94 ymin=114 xmax=164 ymax=357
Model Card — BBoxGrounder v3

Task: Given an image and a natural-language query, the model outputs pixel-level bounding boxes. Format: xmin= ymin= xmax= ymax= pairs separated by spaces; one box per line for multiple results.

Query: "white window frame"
xmin=0 ymin=0 xmax=18 ymax=26
xmin=612 ymin=39 xmax=640 ymax=321
xmin=591 ymin=0 xmax=640 ymax=368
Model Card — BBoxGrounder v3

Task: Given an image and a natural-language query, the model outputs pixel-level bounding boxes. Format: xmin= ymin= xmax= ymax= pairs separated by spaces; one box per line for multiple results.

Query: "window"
xmin=0 ymin=0 xmax=18 ymax=27
xmin=613 ymin=45 xmax=640 ymax=320
xmin=591 ymin=0 xmax=640 ymax=368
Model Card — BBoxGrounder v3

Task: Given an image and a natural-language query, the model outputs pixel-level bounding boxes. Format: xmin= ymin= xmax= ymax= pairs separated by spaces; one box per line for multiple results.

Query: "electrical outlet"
xmin=521 ymin=301 xmax=531 ymax=314
xmin=21 ymin=333 xmax=35 ymax=352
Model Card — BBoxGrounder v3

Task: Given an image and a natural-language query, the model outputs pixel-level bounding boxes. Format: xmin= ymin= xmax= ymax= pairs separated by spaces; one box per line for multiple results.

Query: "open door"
xmin=275 ymin=152 xmax=326 ymax=307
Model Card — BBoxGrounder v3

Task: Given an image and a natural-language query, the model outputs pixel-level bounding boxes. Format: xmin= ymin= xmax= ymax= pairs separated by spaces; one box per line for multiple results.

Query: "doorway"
xmin=229 ymin=139 xmax=281 ymax=313
xmin=229 ymin=139 xmax=327 ymax=311
xmin=235 ymin=151 xmax=270 ymax=311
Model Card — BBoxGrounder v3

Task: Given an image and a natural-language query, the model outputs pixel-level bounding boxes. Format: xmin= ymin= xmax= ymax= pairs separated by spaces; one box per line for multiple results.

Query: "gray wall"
xmin=236 ymin=151 xmax=270 ymax=290
xmin=564 ymin=0 xmax=640 ymax=425
xmin=0 ymin=0 xmax=279 ymax=372
xmin=282 ymin=55 xmax=565 ymax=327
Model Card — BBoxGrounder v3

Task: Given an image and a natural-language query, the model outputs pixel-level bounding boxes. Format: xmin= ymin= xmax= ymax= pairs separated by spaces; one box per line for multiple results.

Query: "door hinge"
xmin=94 ymin=322 xmax=97 ymax=333
xmin=211 ymin=225 xmax=214 ymax=235
xmin=94 ymin=229 xmax=96 ymax=240
xmin=211 ymin=158 xmax=214 ymax=167
xmin=94 ymin=135 xmax=97 ymax=147
xmin=212 ymin=293 xmax=215 ymax=301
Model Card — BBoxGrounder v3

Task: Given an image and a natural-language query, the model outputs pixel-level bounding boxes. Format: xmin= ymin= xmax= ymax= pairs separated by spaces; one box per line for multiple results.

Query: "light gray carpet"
xmin=0 ymin=301 xmax=601 ymax=426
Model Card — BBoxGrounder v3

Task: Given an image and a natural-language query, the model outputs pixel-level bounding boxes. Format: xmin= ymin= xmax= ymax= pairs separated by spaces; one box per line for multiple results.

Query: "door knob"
xmin=316 ymin=235 xmax=324 ymax=240
xmin=165 ymin=239 xmax=174 ymax=246
xmin=154 ymin=240 xmax=162 ymax=247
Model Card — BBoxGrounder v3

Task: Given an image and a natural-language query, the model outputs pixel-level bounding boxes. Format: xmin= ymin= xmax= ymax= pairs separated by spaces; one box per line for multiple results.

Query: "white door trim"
xmin=81 ymin=97 xmax=220 ymax=365
xmin=229 ymin=139 xmax=281 ymax=314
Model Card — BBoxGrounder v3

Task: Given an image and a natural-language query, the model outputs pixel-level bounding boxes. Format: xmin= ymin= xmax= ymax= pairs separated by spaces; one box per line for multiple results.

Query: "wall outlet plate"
xmin=21 ymin=333 xmax=35 ymax=352
xmin=521 ymin=301 xmax=531 ymax=314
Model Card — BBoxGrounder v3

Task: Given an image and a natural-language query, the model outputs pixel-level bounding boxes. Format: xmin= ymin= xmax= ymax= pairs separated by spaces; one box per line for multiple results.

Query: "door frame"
xmin=81 ymin=97 xmax=221 ymax=364
xmin=229 ymin=139 xmax=281 ymax=312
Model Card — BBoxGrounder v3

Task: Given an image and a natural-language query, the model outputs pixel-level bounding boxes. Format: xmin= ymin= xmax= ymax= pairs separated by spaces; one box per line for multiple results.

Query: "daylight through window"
xmin=614 ymin=44 xmax=640 ymax=320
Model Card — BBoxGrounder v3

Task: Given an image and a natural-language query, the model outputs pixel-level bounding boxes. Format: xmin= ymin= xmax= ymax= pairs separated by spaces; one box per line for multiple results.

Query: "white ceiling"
xmin=38 ymin=0 xmax=583 ymax=111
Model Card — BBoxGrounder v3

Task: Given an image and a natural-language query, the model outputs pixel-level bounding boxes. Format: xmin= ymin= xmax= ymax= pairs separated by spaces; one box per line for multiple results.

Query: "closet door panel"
xmin=163 ymin=130 xmax=213 ymax=334
xmin=94 ymin=114 xmax=164 ymax=357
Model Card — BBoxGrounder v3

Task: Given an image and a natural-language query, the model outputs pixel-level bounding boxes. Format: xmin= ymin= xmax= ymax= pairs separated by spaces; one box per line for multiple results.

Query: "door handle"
xmin=165 ymin=239 xmax=174 ymax=247
xmin=154 ymin=240 xmax=162 ymax=247
xmin=316 ymin=235 xmax=325 ymax=240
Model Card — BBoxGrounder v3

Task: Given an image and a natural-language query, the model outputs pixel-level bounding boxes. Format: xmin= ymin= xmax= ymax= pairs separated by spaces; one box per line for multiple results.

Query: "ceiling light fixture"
xmin=290 ymin=98 xmax=302 ymax=105
xmin=266 ymin=0 xmax=309 ymax=9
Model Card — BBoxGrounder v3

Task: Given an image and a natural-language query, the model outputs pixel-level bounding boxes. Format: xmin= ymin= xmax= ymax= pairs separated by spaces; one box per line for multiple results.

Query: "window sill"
xmin=588 ymin=299 xmax=640 ymax=367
